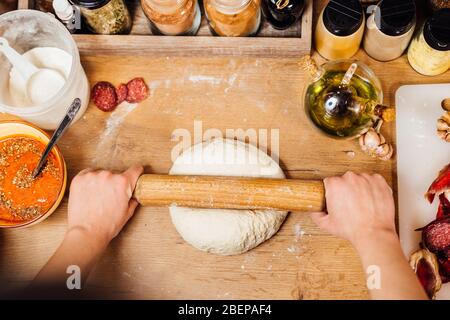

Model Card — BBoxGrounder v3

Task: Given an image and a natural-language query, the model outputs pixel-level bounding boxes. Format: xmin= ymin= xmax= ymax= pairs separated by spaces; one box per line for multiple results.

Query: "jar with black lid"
xmin=363 ymin=0 xmax=416 ymax=61
xmin=262 ymin=0 xmax=305 ymax=30
xmin=69 ymin=0 xmax=132 ymax=34
xmin=408 ymin=8 xmax=450 ymax=76
xmin=315 ymin=0 xmax=365 ymax=60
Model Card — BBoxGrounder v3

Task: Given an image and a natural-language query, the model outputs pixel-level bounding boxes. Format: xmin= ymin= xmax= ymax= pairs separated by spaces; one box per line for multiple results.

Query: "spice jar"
xmin=141 ymin=0 xmax=201 ymax=36
xmin=69 ymin=0 xmax=132 ymax=35
xmin=315 ymin=0 xmax=365 ymax=60
xmin=408 ymin=9 xmax=450 ymax=76
xmin=363 ymin=0 xmax=416 ymax=62
xmin=0 ymin=0 xmax=17 ymax=15
xmin=262 ymin=0 xmax=305 ymax=30
xmin=204 ymin=0 xmax=262 ymax=37
xmin=427 ymin=0 xmax=450 ymax=12
xmin=35 ymin=0 xmax=55 ymax=13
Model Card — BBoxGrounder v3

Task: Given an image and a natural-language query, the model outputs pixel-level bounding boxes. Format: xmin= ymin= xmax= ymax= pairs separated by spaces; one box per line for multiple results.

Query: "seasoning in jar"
xmin=0 ymin=0 xmax=17 ymax=15
xmin=363 ymin=0 xmax=416 ymax=62
xmin=204 ymin=0 xmax=262 ymax=37
xmin=262 ymin=0 xmax=305 ymax=30
xmin=35 ymin=0 xmax=55 ymax=13
xmin=141 ymin=0 xmax=201 ymax=36
xmin=69 ymin=0 xmax=132 ymax=35
xmin=0 ymin=136 xmax=63 ymax=226
xmin=315 ymin=0 xmax=365 ymax=60
xmin=407 ymin=9 xmax=450 ymax=76
xmin=428 ymin=0 xmax=450 ymax=12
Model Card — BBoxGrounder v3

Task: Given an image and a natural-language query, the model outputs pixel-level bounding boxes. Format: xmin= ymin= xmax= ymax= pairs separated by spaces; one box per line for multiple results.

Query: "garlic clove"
xmin=378 ymin=144 xmax=394 ymax=161
xmin=363 ymin=129 xmax=382 ymax=149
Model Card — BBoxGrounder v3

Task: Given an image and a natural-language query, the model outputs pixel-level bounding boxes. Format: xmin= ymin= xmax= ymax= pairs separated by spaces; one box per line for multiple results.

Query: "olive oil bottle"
xmin=302 ymin=57 xmax=393 ymax=139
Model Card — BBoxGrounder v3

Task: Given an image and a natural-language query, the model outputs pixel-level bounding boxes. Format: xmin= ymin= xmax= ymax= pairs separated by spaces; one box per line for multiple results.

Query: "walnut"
xmin=437 ymin=112 xmax=450 ymax=142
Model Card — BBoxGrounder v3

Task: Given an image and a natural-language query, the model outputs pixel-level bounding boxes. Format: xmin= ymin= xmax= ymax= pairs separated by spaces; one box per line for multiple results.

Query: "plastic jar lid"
xmin=69 ymin=0 xmax=111 ymax=9
xmin=377 ymin=0 xmax=416 ymax=36
xmin=323 ymin=0 xmax=363 ymax=37
xmin=423 ymin=8 xmax=450 ymax=51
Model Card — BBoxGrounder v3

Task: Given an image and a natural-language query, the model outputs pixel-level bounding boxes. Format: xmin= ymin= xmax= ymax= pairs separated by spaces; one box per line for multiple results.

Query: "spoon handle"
xmin=341 ymin=63 xmax=358 ymax=87
xmin=0 ymin=37 xmax=38 ymax=80
xmin=32 ymin=98 xmax=81 ymax=178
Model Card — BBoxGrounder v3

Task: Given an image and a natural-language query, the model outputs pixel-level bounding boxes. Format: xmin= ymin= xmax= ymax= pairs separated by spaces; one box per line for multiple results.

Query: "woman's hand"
xmin=67 ymin=165 xmax=144 ymax=248
xmin=311 ymin=171 xmax=396 ymax=249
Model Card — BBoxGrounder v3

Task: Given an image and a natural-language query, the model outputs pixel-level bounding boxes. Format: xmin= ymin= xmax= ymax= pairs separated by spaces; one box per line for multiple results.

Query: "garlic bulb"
xmin=359 ymin=128 xmax=394 ymax=161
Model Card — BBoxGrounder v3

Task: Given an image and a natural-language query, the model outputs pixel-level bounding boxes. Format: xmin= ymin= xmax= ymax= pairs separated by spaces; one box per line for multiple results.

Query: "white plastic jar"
xmin=363 ymin=0 xmax=416 ymax=62
xmin=0 ymin=10 xmax=89 ymax=130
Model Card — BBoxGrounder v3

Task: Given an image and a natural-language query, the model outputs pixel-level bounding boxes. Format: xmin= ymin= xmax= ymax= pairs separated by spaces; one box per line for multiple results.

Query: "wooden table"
xmin=1 ymin=1 xmax=449 ymax=299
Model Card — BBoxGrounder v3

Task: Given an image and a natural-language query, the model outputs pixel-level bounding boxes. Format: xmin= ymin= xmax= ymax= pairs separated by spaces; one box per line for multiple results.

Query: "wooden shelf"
xmin=19 ymin=0 xmax=312 ymax=57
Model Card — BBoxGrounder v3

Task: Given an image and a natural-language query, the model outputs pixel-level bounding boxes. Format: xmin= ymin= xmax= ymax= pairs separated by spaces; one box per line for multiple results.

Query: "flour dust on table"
xmin=169 ymin=138 xmax=288 ymax=255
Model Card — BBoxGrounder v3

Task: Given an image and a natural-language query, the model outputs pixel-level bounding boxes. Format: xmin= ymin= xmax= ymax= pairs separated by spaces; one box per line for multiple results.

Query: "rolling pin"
xmin=134 ymin=174 xmax=325 ymax=212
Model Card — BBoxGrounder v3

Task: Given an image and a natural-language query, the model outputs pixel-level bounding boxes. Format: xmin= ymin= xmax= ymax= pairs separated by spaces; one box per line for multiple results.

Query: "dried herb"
xmin=80 ymin=0 xmax=132 ymax=35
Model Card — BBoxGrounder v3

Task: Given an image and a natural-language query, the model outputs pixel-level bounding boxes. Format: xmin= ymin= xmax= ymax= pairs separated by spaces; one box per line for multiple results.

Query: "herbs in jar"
xmin=71 ymin=0 xmax=132 ymax=35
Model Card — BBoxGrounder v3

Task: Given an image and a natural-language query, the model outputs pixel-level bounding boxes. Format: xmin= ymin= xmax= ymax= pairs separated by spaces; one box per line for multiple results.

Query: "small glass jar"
xmin=204 ymin=0 xmax=262 ymax=37
xmin=427 ymin=0 xmax=450 ymax=12
xmin=407 ymin=9 xmax=450 ymax=76
xmin=35 ymin=0 xmax=55 ymax=13
xmin=141 ymin=0 xmax=201 ymax=36
xmin=262 ymin=0 xmax=305 ymax=30
xmin=70 ymin=0 xmax=132 ymax=35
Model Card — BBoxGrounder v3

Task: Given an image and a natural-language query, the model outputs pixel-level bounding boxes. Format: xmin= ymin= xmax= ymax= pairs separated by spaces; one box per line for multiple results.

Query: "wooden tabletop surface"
xmin=0 ymin=1 xmax=449 ymax=299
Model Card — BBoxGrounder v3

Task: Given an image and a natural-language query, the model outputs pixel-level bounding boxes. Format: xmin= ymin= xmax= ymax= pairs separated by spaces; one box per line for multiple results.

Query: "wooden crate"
xmin=18 ymin=0 xmax=312 ymax=57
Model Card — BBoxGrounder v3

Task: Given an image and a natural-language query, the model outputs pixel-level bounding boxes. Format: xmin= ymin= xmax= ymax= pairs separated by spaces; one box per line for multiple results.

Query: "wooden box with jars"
xmin=17 ymin=0 xmax=313 ymax=57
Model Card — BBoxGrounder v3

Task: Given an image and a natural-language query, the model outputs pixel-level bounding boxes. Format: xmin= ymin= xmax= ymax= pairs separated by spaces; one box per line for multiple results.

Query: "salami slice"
xmin=91 ymin=81 xmax=118 ymax=112
xmin=126 ymin=77 xmax=149 ymax=103
xmin=421 ymin=216 xmax=450 ymax=255
xmin=116 ymin=83 xmax=128 ymax=105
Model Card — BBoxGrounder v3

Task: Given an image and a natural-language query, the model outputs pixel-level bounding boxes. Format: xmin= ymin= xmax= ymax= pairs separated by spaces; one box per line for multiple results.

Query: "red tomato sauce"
xmin=0 ymin=135 xmax=63 ymax=226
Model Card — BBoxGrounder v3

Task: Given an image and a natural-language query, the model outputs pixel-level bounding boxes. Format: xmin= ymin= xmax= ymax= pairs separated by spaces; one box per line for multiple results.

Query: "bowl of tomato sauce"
xmin=0 ymin=120 xmax=67 ymax=228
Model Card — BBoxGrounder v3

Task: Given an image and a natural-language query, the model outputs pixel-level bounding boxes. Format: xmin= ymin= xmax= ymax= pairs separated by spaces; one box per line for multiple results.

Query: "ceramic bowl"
xmin=0 ymin=120 xmax=67 ymax=228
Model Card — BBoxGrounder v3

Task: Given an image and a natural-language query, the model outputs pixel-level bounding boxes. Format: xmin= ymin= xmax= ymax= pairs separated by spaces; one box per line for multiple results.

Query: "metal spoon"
xmin=32 ymin=98 xmax=81 ymax=179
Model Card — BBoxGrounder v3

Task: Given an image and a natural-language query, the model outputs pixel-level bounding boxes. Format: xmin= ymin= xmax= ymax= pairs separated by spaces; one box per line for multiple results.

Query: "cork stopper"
xmin=299 ymin=55 xmax=323 ymax=81
xmin=375 ymin=105 xmax=396 ymax=122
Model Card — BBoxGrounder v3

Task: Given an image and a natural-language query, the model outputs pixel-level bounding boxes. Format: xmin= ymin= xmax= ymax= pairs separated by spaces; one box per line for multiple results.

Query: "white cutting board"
xmin=396 ymin=83 xmax=450 ymax=300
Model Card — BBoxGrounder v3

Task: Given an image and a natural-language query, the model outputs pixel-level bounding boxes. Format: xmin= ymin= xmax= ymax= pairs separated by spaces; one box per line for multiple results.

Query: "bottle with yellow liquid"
xmin=302 ymin=57 xmax=394 ymax=139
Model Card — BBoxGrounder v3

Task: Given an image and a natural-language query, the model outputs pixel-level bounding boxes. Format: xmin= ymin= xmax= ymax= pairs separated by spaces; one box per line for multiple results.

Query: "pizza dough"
xmin=169 ymin=138 xmax=288 ymax=255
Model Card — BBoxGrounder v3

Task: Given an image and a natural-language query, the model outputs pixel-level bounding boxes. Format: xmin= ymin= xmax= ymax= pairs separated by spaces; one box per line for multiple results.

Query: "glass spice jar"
xmin=69 ymin=0 xmax=132 ymax=35
xmin=204 ymin=0 xmax=262 ymax=37
xmin=407 ymin=9 xmax=450 ymax=76
xmin=427 ymin=0 xmax=450 ymax=12
xmin=141 ymin=0 xmax=201 ymax=36
xmin=35 ymin=0 xmax=55 ymax=13
xmin=262 ymin=0 xmax=305 ymax=30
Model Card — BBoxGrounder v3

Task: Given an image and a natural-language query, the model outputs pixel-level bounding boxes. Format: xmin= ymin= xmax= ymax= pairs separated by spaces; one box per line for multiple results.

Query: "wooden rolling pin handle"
xmin=133 ymin=174 xmax=325 ymax=212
